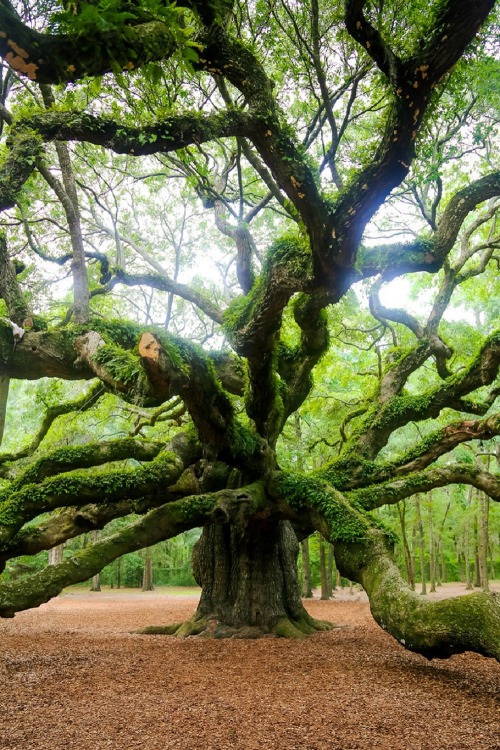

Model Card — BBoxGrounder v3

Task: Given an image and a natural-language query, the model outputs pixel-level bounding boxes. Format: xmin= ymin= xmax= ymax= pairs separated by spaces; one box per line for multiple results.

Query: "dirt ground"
xmin=0 ymin=583 xmax=498 ymax=750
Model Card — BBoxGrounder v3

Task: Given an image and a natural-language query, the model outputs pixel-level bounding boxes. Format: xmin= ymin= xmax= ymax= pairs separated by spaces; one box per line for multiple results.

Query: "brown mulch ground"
xmin=0 ymin=584 xmax=499 ymax=750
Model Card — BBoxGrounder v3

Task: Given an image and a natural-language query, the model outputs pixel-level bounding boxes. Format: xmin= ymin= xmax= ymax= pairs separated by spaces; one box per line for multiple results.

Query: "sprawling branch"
xmin=350 ymin=463 xmax=500 ymax=511
xmin=0 ymin=1 xmax=179 ymax=83
xmin=357 ymin=172 xmax=500 ymax=279
xmin=0 ymin=494 xmax=212 ymax=616
xmin=6 ymin=436 xmax=165 ymax=489
xmin=0 ymin=448 xmax=186 ymax=546
xmin=335 ymin=529 xmax=500 ymax=660
xmin=390 ymin=412 xmax=500 ymax=477
xmin=320 ymin=410 xmax=500 ymax=493
xmin=348 ymin=330 xmax=500 ymax=459
xmin=21 ymin=109 xmax=254 ymax=156
xmin=274 ymin=471 xmax=500 ymax=660
xmin=5 ymin=499 xmax=138 ymax=558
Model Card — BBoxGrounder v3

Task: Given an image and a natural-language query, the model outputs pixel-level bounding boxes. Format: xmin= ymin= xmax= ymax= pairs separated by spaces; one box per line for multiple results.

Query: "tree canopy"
xmin=0 ymin=0 xmax=499 ymax=657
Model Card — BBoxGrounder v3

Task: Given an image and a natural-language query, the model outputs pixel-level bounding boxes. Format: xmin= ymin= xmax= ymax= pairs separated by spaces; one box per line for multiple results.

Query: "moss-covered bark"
xmin=0 ymin=493 xmax=217 ymax=617
xmin=139 ymin=515 xmax=334 ymax=639
xmin=335 ymin=530 xmax=500 ymax=660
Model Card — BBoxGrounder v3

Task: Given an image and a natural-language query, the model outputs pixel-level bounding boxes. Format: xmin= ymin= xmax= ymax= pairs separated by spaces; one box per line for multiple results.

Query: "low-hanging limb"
xmin=5 ymin=435 xmax=166 ymax=489
xmin=5 ymin=499 xmax=139 ymax=559
xmin=272 ymin=470 xmax=500 ymax=661
xmin=334 ymin=529 xmax=500 ymax=660
xmin=0 ymin=492 xmax=216 ymax=617
xmin=349 ymin=462 xmax=500 ymax=511
xmin=317 ymin=410 xmax=500 ymax=492
xmin=0 ymin=446 xmax=187 ymax=547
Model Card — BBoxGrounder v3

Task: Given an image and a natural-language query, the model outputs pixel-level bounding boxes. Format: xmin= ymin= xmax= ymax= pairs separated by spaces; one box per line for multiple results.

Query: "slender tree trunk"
xmin=427 ymin=492 xmax=436 ymax=593
xmin=142 ymin=547 xmax=154 ymax=591
xmin=465 ymin=486 xmax=473 ymax=590
xmin=397 ymin=500 xmax=415 ymax=589
xmin=300 ymin=538 xmax=313 ymax=598
xmin=90 ymin=530 xmax=101 ymax=591
xmin=479 ymin=493 xmax=490 ymax=592
xmin=48 ymin=544 xmax=64 ymax=566
xmin=488 ymin=543 xmax=496 ymax=581
xmin=327 ymin=543 xmax=334 ymax=596
xmin=436 ymin=496 xmax=451 ymax=587
xmin=473 ymin=513 xmax=481 ymax=588
xmin=456 ymin=535 xmax=465 ymax=583
xmin=116 ymin=557 xmax=121 ymax=589
xmin=39 ymin=85 xmax=90 ymax=324
xmin=319 ymin=536 xmax=330 ymax=600
xmin=415 ymin=495 xmax=427 ymax=595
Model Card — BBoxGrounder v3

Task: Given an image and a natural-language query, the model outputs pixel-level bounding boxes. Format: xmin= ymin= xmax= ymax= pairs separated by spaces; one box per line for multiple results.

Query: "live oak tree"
xmin=0 ymin=0 xmax=499 ymax=658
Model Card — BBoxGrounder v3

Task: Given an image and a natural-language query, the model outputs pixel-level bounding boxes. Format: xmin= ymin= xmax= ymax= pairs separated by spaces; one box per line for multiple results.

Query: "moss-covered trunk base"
xmin=138 ymin=518 xmax=335 ymax=639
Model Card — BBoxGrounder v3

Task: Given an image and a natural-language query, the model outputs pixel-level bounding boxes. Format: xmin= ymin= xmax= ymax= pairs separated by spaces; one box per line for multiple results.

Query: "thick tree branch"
xmin=344 ymin=0 xmax=403 ymax=85
xmin=275 ymin=472 xmax=500 ymax=660
xmin=278 ymin=292 xmax=331 ymax=423
xmin=349 ymin=329 xmax=500 ymax=459
xmin=0 ymin=232 xmax=30 ymax=324
xmin=0 ymin=493 xmax=213 ymax=616
xmin=20 ymin=108 xmax=256 ymax=157
xmin=7 ymin=436 xmax=166 ymax=489
xmin=335 ymin=529 xmax=500 ymax=660
xmin=357 ymin=172 xmax=500 ymax=279
xmin=350 ymin=463 xmax=500 ymax=510
xmin=110 ymin=269 xmax=224 ymax=324
xmin=0 ymin=449 xmax=186 ymax=546
xmin=0 ymin=2 xmax=179 ymax=83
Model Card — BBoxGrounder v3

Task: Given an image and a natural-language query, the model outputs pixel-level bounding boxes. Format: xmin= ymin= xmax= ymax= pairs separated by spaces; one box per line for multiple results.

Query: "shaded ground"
xmin=0 ymin=583 xmax=498 ymax=750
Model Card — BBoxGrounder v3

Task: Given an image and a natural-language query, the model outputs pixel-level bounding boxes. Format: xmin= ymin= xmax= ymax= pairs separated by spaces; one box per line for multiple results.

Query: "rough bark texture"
xmin=335 ymin=531 xmax=500 ymax=661
xmin=141 ymin=520 xmax=333 ymax=639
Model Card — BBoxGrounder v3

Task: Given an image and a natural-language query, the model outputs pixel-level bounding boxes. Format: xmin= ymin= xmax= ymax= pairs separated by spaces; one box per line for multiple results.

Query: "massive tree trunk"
xmin=140 ymin=518 xmax=334 ymax=639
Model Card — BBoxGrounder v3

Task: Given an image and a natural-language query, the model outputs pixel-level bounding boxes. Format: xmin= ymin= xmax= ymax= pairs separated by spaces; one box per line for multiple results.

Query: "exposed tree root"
xmin=136 ymin=611 xmax=337 ymax=639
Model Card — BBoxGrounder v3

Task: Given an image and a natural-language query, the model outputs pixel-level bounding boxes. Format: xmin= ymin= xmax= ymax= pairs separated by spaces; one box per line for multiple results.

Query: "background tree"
xmin=0 ymin=0 xmax=498 ymax=658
